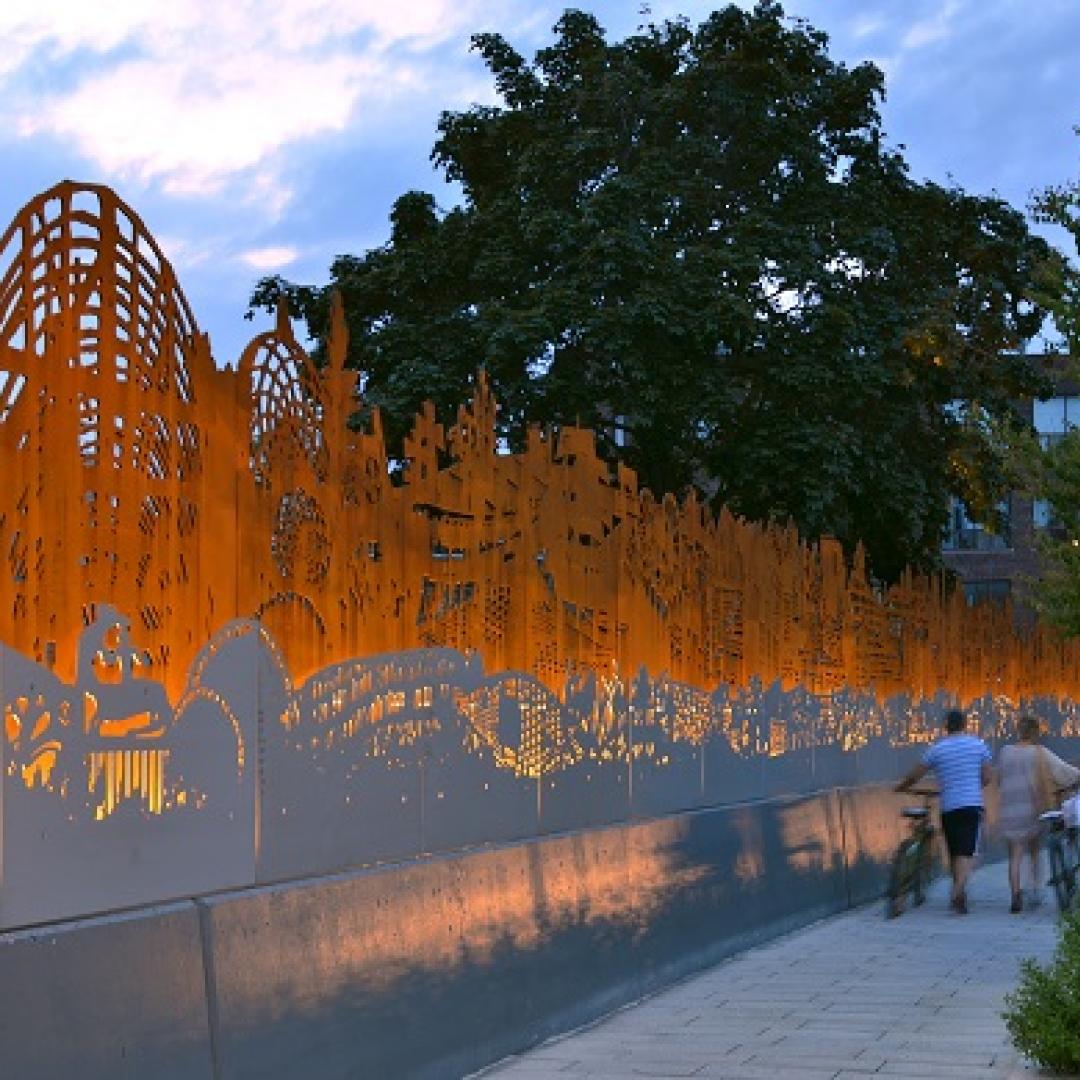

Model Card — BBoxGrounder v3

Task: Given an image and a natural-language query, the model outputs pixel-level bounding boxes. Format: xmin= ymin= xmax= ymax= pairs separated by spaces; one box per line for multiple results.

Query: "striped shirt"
xmin=923 ymin=734 xmax=991 ymax=813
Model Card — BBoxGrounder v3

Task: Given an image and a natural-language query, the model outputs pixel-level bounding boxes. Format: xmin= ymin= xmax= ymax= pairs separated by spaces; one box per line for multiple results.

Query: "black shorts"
xmin=941 ymin=807 xmax=982 ymax=858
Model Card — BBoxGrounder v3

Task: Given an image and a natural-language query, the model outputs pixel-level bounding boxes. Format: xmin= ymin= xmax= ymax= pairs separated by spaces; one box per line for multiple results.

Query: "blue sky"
xmin=1 ymin=0 xmax=1077 ymax=364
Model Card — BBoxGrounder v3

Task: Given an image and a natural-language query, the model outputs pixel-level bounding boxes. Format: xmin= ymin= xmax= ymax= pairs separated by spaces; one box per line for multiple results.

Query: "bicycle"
xmin=886 ymin=790 xmax=939 ymax=918
xmin=1040 ymin=801 xmax=1079 ymax=914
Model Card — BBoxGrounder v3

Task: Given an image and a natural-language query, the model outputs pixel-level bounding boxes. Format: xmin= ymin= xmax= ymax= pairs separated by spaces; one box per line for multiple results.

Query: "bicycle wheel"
xmin=886 ymin=840 xmax=917 ymax=918
xmin=913 ymin=840 xmax=934 ymax=907
xmin=1069 ymin=835 xmax=1080 ymax=910
xmin=1063 ymin=839 xmax=1079 ymax=912
xmin=1046 ymin=834 xmax=1071 ymax=914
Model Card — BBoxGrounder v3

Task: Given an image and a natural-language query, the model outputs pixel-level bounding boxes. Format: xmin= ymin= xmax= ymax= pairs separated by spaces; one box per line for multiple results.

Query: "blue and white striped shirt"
xmin=923 ymin=734 xmax=991 ymax=812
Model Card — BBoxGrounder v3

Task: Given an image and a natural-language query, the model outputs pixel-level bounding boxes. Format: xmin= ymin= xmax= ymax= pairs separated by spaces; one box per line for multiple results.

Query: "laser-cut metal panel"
xmin=0 ymin=610 xmax=257 ymax=928
xmin=260 ymin=649 xmax=462 ymax=881
xmin=3 ymin=181 xmax=1080 ymax=929
xmin=4 ymin=188 xmax=1080 ymax=705
xmin=0 ymin=183 xmax=235 ymax=703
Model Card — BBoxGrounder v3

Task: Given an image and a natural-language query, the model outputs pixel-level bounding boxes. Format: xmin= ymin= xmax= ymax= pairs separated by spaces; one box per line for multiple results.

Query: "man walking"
xmin=896 ymin=709 xmax=992 ymax=914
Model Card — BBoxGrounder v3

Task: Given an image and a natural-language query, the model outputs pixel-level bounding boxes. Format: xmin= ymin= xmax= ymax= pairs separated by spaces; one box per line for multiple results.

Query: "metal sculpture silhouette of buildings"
xmin=3 ymin=181 xmax=1078 ymax=706
xmin=1 ymin=181 xmax=1079 ymax=928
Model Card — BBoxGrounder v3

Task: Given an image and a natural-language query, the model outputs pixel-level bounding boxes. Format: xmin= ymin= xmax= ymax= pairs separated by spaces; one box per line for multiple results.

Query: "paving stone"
xmin=875 ymin=1064 xmax=1018 ymax=1078
xmin=708 ymin=1068 xmax=844 ymax=1079
xmin=477 ymin=866 xmax=1062 ymax=1079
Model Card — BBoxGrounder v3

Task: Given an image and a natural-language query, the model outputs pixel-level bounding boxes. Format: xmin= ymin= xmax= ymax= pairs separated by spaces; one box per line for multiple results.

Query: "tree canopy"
xmin=1033 ymin=129 xmax=1080 ymax=357
xmin=251 ymin=2 xmax=1064 ymax=583
xmin=1025 ymin=129 xmax=1080 ymax=633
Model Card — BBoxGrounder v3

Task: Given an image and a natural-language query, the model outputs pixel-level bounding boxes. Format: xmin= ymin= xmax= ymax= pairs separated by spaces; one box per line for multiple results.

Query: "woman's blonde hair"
xmin=1018 ymin=714 xmax=1041 ymax=741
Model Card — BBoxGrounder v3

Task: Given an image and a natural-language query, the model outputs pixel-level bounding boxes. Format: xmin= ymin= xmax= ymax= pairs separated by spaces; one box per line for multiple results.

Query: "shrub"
xmin=1003 ymin=907 xmax=1080 ymax=1074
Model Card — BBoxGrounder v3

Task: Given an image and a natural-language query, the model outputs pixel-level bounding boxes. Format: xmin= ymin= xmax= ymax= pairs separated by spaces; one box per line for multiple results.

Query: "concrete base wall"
xmin=0 ymin=784 xmax=940 ymax=1080
xmin=0 ymin=902 xmax=214 ymax=1080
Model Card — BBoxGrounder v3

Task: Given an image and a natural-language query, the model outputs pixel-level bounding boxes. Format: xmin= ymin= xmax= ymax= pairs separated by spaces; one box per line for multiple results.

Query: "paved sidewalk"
xmin=481 ymin=866 xmax=1065 ymax=1079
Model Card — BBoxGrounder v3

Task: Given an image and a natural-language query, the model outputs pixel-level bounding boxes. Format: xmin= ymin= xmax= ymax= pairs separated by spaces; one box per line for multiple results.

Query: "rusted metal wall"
xmin=4 ymin=182 xmax=1080 ymax=705
xmin=0 ymin=182 xmax=1077 ymax=929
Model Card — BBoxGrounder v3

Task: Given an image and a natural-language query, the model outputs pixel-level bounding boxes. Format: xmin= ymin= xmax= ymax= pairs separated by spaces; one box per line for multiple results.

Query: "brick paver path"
xmin=481 ymin=866 xmax=1066 ymax=1079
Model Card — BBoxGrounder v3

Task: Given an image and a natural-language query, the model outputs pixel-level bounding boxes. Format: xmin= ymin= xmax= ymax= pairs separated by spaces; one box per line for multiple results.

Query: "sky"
xmin=0 ymin=0 xmax=1077 ymax=365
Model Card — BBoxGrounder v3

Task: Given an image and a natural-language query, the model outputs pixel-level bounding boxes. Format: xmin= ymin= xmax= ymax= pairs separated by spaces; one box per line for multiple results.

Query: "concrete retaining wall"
xmin=0 ymin=902 xmax=214 ymax=1080
xmin=0 ymin=783 xmax=944 ymax=1080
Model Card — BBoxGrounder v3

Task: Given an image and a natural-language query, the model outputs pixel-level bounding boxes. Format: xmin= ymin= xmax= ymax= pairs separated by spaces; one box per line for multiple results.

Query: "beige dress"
xmin=997 ymin=742 xmax=1080 ymax=842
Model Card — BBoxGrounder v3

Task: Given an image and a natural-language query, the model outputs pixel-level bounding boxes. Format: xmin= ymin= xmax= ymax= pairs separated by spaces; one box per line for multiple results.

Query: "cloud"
xmin=0 ymin=0 xmax=149 ymax=77
xmin=1 ymin=0 xmax=494 ymax=211
xmin=155 ymin=234 xmax=222 ymax=272
xmin=901 ymin=0 xmax=964 ymax=50
xmin=238 ymin=246 xmax=300 ymax=271
xmin=851 ymin=15 xmax=887 ymax=40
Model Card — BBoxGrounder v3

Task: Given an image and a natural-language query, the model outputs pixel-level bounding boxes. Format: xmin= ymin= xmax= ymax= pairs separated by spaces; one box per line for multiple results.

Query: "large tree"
xmin=251 ymin=2 xmax=1063 ymax=582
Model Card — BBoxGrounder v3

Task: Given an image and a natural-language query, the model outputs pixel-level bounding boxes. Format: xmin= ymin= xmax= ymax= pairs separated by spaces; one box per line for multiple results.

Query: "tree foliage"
xmin=1032 ymin=429 xmax=1080 ymax=635
xmin=1023 ymin=129 xmax=1080 ymax=634
xmin=1033 ymin=126 xmax=1080 ymax=356
xmin=251 ymin=2 xmax=1063 ymax=582
xmin=1003 ymin=907 xmax=1080 ymax=1074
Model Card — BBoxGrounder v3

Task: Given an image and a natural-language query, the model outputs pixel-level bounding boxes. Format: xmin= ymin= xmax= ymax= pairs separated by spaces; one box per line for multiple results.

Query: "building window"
xmin=1034 ymin=394 xmax=1078 ymax=449
xmin=1033 ymin=498 xmax=1055 ymax=530
xmin=942 ymin=497 xmax=1011 ymax=551
xmin=1033 ymin=395 xmax=1077 ymax=531
xmin=963 ymin=579 xmax=1011 ymax=606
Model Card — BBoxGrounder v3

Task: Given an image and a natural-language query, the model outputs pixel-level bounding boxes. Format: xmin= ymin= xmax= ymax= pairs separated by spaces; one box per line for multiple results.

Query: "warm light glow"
xmin=22 ymin=742 xmax=59 ymax=788
xmin=4 ymin=707 xmax=21 ymax=744
xmin=83 ymin=693 xmax=98 ymax=733
xmin=1 ymin=180 xmax=1079 ymax=835
xmin=97 ymin=711 xmax=155 ymax=737
xmin=1 ymin=183 xmax=1078 ymax=716
xmin=88 ymin=748 xmax=168 ymax=819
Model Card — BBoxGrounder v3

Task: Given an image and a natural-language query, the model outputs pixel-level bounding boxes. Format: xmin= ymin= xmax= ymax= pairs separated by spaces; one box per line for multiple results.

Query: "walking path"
xmin=481 ymin=866 xmax=1065 ymax=1079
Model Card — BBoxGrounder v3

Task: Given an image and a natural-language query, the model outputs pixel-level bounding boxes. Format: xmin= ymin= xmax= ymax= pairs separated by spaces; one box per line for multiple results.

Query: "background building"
xmin=942 ymin=357 xmax=1076 ymax=609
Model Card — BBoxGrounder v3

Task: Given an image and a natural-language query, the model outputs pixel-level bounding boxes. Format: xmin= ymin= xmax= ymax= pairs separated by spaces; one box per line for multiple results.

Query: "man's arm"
xmin=981 ymin=759 xmax=993 ymax=788
xmin=896 ymin=761 xmax=929 ymax=793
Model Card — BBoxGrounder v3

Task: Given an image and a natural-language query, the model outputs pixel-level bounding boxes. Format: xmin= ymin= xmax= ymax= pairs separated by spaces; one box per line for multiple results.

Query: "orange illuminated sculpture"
xmin=2 ymin=177 xmax=1080 ymax=928
xmin=1 ymin=182 xmax=1077 ymax=711
xmin=1 ymin=182 xmax=1080 ymax=929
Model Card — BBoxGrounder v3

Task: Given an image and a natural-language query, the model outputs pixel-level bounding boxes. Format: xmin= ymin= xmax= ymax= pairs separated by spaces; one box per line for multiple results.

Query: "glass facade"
xmin=1034 ymin=394 xmax=1079 ymax=448
xmin=963 ymin=579 xmax=1011 ymax=606
xmin=1033 ymin=394 xmax=1077 ymax=529
xmin=942 ymin=496 xmax=1011 ymax=551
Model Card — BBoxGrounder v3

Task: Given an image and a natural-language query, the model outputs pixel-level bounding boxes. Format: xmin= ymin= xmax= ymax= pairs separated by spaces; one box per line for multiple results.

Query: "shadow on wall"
xmin=0 ymin=782 xmax=982 ymax=1080
xmin=200 ymin=789 xmax=861 ymax=1080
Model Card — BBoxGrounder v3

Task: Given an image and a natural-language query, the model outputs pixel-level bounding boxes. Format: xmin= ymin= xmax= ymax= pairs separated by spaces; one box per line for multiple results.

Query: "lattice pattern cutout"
xmin=1 ymin=180 xmax=1079 ymax=725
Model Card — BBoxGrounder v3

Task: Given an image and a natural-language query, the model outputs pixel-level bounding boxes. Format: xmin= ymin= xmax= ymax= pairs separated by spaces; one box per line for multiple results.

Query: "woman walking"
xmin=997 ymin=715 xmax=1079 ymax=912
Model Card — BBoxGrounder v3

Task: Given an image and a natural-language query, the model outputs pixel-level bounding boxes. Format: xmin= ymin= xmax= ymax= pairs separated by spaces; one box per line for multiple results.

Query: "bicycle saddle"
xmin=902 ymin=807 xmax=930 ymax=819
xmin=1039 ymin=810 xmax=1065 ymax=824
